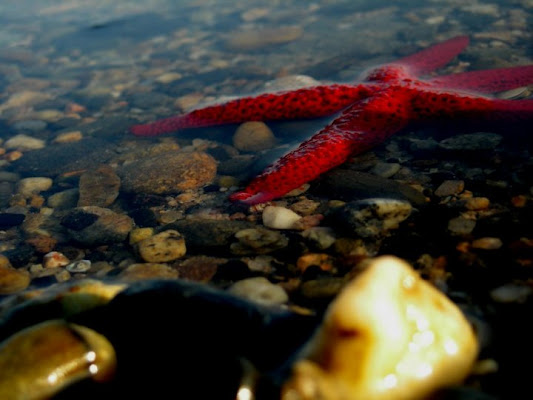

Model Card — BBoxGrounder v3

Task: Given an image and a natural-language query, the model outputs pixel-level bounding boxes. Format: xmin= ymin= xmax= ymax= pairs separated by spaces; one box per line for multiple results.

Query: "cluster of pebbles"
xmin=0 ymin=0 xmax=532 ymax=398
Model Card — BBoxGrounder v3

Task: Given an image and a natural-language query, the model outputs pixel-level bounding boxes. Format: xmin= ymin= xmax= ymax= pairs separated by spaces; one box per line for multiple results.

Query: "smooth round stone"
xmin=471 ymin=237 xmax=503 ymax=250
xmin=137 ymin=230 xmax=186 ymax=263
xmin=53 ymin=131 xmax=83 ymax=143
xmin=232 ymin=121 xmax=276 ymax=152
xmin=301 ymin=227 xmax=336 ymax=250
xmin=262 ymin=206 xmax=302 ymax=230
xmin=47 ymin=189 xmax=79 ymax=209
xmin=0 ymin=265 xmax=30 ymax=294
xmin=490 ymin=283 xmax=532 ymax=303
xmin=225 ymin=26 xmax=303 ymax=51
xmin=369 ymin=162 xmax=401 ymax=178
xmin=16 ymin=177 xmax=53 ymax=197
xmin=464 ymin=197 xmax=490 ymax=211
xmin=434 ymin=180 xmax=465 ymax=197
xmin=227 ymin=277 xmax=289 ymax=306
xmin=129 ymin=227 xmax=155 ymax=245
xmin=448 ymin=217 xmax=476 ymax=235
xmin=4 ymin=134 xmax=46 ymax=151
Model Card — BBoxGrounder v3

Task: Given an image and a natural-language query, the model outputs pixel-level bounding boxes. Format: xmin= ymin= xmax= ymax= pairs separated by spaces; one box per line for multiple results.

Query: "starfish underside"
xmin=131 ymin=36 xmax=533 ymax=205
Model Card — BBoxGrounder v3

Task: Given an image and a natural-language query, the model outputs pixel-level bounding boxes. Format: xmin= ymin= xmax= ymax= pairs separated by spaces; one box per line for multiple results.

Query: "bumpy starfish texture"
xmin=131 ymin=36 xmax=533 ymax=205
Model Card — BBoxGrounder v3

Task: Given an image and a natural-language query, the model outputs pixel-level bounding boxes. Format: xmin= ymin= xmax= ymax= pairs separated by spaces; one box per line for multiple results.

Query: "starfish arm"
xmin=410 ymin=90 xmax=533 ymax=126
xmin=395 ymin=35 xmax=470 ymax=76
xmin=130 ymin=84 xmax=373 ymax=136
xmin=427 ymin=65 xmax=533 ymax=93
xmin=230 ymin=90 xmax=411 ymax=205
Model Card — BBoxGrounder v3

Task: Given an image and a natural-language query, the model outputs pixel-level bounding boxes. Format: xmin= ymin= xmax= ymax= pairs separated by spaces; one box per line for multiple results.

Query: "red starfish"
xmin=131 ymin=36 xmax=533 ymax=205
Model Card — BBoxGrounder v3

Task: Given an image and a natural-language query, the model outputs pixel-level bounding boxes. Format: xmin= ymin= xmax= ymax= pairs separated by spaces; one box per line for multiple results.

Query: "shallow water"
xmin=0 ymin=0 xmax=532 ymax=399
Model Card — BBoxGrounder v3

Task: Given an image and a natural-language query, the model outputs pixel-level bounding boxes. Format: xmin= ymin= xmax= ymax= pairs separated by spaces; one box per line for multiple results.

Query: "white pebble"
xmin=262 ymin=206 xmax=302 ymax=230
xmin=228 ymin=277 xmax=289 ymax=306
xmin=43 ymin=251 xmax=70 ymax=268
xmin=66 ymin=259 xmax=92 ymax=273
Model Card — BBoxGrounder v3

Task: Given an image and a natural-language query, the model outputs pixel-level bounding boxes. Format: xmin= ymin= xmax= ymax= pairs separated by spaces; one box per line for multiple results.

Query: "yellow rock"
xmin=282 ymin=256 xmax=478 ymax=400
xmin=0 ymin=320 xmax=116 ymax=400
xmin=0 ymin=265 xmax=30 ymax=295
xmin=129 ymin=227 xmax=155 ymax=245
xmin=137 ymin=229 xmax=186 ymax=262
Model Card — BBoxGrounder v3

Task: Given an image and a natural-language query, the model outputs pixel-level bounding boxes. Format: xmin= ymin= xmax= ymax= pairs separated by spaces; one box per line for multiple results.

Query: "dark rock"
xmin=61 ymin=210 xmax=99 ymax=231
xmin=315 ymin=169 xmax=427 ymax=206
xmin=128 ymin=208 xmax=158 ymax=228
xmin=11 ymin=139 xmax=118 ymax=177
xmin=2 ymin=244 xmax=35 ymax=267
xmin=0 ymin=213 xmax=25 ymax=229
xmin=78 ymin=165 xmax=121 ymax=207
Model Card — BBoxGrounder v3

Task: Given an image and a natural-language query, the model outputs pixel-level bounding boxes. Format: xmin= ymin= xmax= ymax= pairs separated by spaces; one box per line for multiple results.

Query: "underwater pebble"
xmin=43 ymin=251 xmax=70 ymax=268
xmin=78 ymin=165 xmax=121 ymax=207
xmin=53 ymin=131 xmax=83 ymax=143
xmin=369 ymin=162 xmax=401 ymax=178
xmin=471 ymin=237 xmax=503 ymax=250
xmin=299 ymin=277 xmax=346 ymax=299
xmin=119 ymin=151 xmax=216 ymax=195
xmin=16 ymin=177 xmax=53 ymax=197
xmin=0 ymin=264 xmax=30 ymax=294
xmin=262 ymin=206 xmax=302 ymax=230
xmin=170 ymin=219 xmax=254 ymax=248
xmin=435 ymin=180 xmax=464 ymax=197
xmin=439 ymin=132 xmax=502 ymax=151
xmin=0 ymin=320 xmax=116 ymax=400
xmin=262 ymin=75 xmax=321 ymax=91
xmin=225 ymin=26 xmax=303 ymax=51
xmin=12 ymin=119 xmax=47 ymax=132
xmin=62 ymin=206 xmax=134 ymax=246
xmin=47 ymin=188 xmax=79 ymax=209
xmin=464 ymin=197 xmax=490 ymax=211
xmin=448 ymin=217 xmax=476 ymax=235
xmin=129 ymin=227 xmax=155 ymax=245
xmin=301 ymin=227 xmax=336 ymax=250
xmin=4 ymin=134 xmax=46 ymax=151
xmin=66 ymin=259 xmax=91 ymax=273
xmin=283 ymin=256 xmax=478 ymax=400
xmin=331 ymin=198 xmax=412 ymax=238
xmin=155 ymin=72 xmax=183 ymax=84
xmin=232 ymin=121 xmax=276 ymax=152
xmin=296 ymin=253 xmax=334 ymax=273
xmin=490 ymin=283 xmax=532 ymax=303
xmin=231 ymin=227 xmax=289 ymax=255
xmin=120 ymin=263 xmax=179 ymax=280
xmin=137 ymin=230 xmax=186 ymax=263
xmin=227 ymin=277 xmax=288 ymax=306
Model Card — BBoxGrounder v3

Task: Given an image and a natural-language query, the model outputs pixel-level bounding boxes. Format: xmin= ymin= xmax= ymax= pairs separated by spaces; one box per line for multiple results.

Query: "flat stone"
xmin=16 ymin=177 xmax=53 ymax=197
xmin=434 ymin=180 xmax=464 ymax=197
xmin=119 ymin=151 xmax=216 ymax=195
xmin=78 ymin=165 xmax=121 ymax=207
xmin=439 ymin=132 xmax=502 ymax=151
xmin=225 ymin=26 xmax=303 ymax=51
xmin=4 ymin=134 xmax=45 ymax=151
xmin=62 ymin=206 xmax=133 ymax=246
xmin=167 ymin=219 xmax=254 ymax=249
xmin=448 ymin=217 xmax=476 ymax=235
xmin=120 ymin=263 xmax=179 ymax=280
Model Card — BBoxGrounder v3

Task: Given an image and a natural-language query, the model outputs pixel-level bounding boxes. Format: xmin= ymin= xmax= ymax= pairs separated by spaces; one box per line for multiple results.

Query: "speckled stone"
xmin=120 ymin=263 xmax=179 ymax=280
xmin=137 ymin=230 xmax=186 ymax=263
xmin=227 ymin=277 xmax=289 ymax=305
xmin=330 ymin=198 xmax=412 ymax=238
xmin=119 ymin=151 xmax=216 ymax=195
